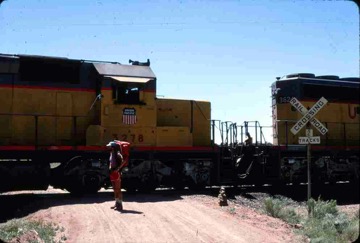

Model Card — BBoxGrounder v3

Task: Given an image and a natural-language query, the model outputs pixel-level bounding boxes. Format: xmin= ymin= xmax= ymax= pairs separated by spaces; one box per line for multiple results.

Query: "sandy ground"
xmin=1 ymin=187 xmax=306 ymax=243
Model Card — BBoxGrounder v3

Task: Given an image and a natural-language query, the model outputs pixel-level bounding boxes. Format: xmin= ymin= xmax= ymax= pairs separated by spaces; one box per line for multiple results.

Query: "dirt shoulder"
xmin=1 ymin=186 xmax=358 ymax=243
xmin=1 ymin=187 xmax=302 ymax=243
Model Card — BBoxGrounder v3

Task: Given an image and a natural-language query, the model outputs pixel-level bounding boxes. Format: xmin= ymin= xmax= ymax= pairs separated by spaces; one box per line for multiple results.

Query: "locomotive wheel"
xmin=188 ymin=180 xmax=206 ymax=191
xmin=63 ymin=157 xmax=102 ymax=195
xmin=138 ymin=182 xmax=156 ymax=193
xmin=173 ymin=183 xmax=185 ymax=191
xmin=82 ymin=172 xmax=102 ymax=193
xmin=188 ymin=184 xmax=206 ymax=191
xmin=65 ymin=186 xmax=81 ymax=195
xmin=123 ymin=178 xmax=138 ymax=193
xmin=124 ymin=186 xmax=137 ymax=193
xmin=65 ymin=173 xmax=102 ymax=195
xmin=136 ymin=171 xmax=158 ymax=193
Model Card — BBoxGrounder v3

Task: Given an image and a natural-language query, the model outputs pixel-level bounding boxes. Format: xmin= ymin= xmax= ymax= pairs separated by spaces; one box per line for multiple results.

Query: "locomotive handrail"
xmin=211 ymin=119 xmax=272 ymax=147
xmin=237 ymin=121 xmax=271 ymax=146
xmin=211 ymin=119 xmax=222 ymax=146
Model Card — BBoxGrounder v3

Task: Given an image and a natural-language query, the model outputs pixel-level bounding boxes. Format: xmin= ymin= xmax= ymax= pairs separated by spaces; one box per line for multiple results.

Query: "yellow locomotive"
xmin=0 ymin=54 xmax=358 ymax=194
xmin=271 ymin=73 xmax=359 ymax=147
xmin=0 ymin=55 xmax=210 ymax=149
xmin=271 ymin=73 xmax=359 ymax=185
xmin=0 ymin=54 xmax=213 ymax=193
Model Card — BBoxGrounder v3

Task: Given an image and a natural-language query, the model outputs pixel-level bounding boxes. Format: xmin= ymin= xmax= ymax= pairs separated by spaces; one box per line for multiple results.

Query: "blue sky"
xmin=0 ymin=0 xmax=358 ymax=144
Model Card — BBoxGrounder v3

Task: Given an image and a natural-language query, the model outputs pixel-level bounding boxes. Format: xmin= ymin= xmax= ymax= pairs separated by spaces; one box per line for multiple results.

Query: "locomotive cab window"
xmin=112 ymin=82 xmax=144 ymax=105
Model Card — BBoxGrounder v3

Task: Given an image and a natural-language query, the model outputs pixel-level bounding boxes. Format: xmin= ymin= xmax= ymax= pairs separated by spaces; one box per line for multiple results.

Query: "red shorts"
xmin=110 ymin=171 xmax=120 ymax=181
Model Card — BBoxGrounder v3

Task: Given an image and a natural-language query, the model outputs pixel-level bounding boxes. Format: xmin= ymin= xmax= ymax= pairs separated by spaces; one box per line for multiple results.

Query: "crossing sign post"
xmin=290 ymin=97 xmax=328 ymax=202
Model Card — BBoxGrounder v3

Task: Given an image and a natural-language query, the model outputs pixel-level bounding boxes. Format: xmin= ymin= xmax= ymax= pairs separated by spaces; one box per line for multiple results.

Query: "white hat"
xmin=106 ymin=141 xmax=118 ymax=147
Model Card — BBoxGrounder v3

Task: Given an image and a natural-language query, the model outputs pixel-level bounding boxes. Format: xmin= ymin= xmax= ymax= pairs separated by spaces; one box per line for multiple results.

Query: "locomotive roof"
xmin=0 ymin=53 xmax=156 ymax=79
xmin=276 ymin=77 xmax=359 ymax=87
xmin=277 ymin=73 xmax=359 ymax=83
xmin=156 ymin=97 xmax=210 ymax=102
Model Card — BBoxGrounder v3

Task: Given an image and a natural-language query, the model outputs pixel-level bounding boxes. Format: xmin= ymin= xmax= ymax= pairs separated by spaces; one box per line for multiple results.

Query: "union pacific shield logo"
xmin=122 ymin=108 xmax=137 ymax=125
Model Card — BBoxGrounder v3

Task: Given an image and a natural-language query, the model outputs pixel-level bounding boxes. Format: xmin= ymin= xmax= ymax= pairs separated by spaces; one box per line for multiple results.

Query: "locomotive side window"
xmin=19 ymin=58 xmax=81 ymax=84
xmin=112 ymin=82 xmax=143 ymax=104
xmin=303 ymin=84 xmax=359 ymax=102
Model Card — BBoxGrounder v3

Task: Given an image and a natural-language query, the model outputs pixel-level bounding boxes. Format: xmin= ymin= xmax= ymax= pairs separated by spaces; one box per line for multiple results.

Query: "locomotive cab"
xmin=85 ymin=62 xmax=158 ymax=146
xmin=86 ymin=61 xmax=211 ymax=148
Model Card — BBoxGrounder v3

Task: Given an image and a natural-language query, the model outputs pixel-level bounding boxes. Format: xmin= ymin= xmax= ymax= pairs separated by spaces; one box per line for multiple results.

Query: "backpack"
xmin=114 ymin=140 xmax=130 ymax=167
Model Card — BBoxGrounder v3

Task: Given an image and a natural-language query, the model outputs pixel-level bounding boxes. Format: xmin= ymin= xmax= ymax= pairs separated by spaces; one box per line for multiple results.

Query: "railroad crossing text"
xmin=292 ymin=117 xmax=328 ymax=134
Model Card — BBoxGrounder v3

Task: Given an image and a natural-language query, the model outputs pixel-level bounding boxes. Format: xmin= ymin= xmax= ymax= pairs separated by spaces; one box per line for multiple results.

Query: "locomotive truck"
xmin=0 ymin=53 xmax=359 ymax=194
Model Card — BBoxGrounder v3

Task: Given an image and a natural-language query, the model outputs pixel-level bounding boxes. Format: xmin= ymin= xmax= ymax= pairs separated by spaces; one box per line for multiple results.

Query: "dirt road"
xmin=1 ymin=187 xmax=302 ymax=243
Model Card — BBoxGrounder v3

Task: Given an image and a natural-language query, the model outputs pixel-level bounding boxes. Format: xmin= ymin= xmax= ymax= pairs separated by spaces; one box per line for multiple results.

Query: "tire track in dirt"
xmin=154 ymin=199 xmax=241 ymax=242
xmin=63 ymin=197 xmax=291 ymax=243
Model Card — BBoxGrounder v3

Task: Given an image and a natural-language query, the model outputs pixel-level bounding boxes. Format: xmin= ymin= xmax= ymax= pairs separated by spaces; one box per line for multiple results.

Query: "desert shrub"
xmin=307 ymin=197 xmax=338 ymax=219
xmin=263 ymin=197 xmax=300 ymax=224
xmin=264 ymin=197 xmax=282 ymax=217
xmin=0 ymin=218 xmax=57 ymax=243
xmin=304 ymin=198 xmax=359 ymax=243
xmin=264 ymin=196 xmax=359 ymax=243
xmin=340 ymin=215 xmax=359 ymax=242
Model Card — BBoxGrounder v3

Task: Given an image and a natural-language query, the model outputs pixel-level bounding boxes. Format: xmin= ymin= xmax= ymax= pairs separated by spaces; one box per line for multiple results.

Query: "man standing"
xmin=107 ymin=141 xmax=127 ymax=211
xmin=244 ymin=132 xmax=253 ymax=146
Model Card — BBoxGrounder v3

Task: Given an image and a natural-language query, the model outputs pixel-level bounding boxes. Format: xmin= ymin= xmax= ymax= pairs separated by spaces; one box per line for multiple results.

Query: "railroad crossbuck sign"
xmin=290 ymin=97 xmax=328 ymax=135
xmin=289 ymin=97 xmax=328 ymax=144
